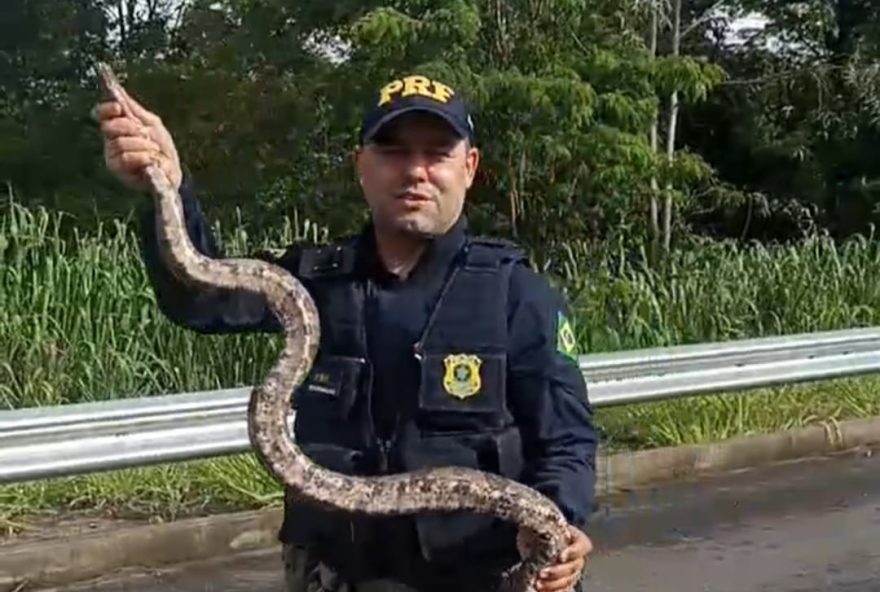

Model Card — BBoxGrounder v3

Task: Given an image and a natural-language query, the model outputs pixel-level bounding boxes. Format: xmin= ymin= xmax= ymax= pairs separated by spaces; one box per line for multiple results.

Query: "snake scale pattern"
xmin=96 ymin=62 xmax=573 ymax=592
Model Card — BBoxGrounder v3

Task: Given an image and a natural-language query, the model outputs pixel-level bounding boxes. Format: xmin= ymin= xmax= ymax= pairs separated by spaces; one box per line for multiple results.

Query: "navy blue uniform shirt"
xmin=139 ymin=176 xmax=598 ymax=530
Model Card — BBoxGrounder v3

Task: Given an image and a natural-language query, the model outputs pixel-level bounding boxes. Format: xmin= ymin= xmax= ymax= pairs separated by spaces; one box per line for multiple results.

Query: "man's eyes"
xmin=379 ymin=146 xmax=453 ymax=157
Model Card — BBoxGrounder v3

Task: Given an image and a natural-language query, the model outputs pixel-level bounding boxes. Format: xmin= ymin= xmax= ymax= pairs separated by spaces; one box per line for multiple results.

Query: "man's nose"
xmin=403 ymin=152 xmax=431 ymax=179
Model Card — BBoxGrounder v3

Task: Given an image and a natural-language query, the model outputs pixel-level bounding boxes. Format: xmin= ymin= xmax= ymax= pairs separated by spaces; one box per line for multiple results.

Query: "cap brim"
xmin=361 ymin=106 xmax=470 ymax=144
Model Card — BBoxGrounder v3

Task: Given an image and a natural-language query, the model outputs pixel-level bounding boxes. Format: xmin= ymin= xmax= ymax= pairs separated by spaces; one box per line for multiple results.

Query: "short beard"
xmin=395 ymin=217 xmax=444 ymax=238
xmin=379 ymin=213 xmax=447 ymax=240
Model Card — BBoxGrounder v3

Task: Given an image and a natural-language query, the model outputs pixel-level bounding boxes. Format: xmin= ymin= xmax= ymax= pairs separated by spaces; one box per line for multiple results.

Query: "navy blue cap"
xmin=360 ymin=74 xmax=475 ymax=144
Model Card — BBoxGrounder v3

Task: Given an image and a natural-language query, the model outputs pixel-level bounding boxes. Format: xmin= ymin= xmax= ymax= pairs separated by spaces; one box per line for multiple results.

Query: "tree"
xmin=636 ymin=0 xmax=728 ymax=261
xmin=1 ymin=0 xmax=728 ymax=257
xmin=676 ymin=0 xmax=880 ymax=240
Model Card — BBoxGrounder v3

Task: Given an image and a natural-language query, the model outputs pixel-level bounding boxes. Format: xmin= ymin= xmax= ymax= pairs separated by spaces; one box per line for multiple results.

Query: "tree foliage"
xmin=1 ymin=0 xmax=876 ymax=256
xmin=679 ymin=0 xmax=880 ymax=240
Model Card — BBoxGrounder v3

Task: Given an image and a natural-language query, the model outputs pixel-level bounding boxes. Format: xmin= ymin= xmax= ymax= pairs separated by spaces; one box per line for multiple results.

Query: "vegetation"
xmin=3 ymin=0 xmax=880 ymax=527
xmin=3 ymin=199 xmax=880 ymax=530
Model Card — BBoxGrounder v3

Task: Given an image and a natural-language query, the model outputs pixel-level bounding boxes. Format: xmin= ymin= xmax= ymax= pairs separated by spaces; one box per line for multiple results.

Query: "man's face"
xmin=355 ymin=112 xmax=479 ymax=238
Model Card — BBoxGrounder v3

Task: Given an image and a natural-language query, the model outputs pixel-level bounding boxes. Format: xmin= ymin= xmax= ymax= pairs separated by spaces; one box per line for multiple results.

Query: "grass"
xmin=3 ymin=198 xmax=880 ymax=533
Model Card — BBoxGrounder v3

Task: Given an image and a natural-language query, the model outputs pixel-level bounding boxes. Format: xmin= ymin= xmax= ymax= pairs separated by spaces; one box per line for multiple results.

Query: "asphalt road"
xmin=43 ymin=444 xmax=880 ymax=592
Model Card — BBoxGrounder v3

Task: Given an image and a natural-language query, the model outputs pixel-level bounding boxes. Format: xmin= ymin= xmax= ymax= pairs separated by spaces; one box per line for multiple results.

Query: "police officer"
xmin=95 ymin=73 xmax=598 ymax=592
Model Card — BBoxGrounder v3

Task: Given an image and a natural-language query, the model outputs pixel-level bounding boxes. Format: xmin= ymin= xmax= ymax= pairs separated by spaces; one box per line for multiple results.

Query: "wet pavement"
xmin=41 ymin=445 xmax=880 ymax=591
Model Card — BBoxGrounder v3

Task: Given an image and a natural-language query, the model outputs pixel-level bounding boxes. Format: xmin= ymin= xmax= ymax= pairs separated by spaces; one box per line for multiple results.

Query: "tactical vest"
xmin=278 ymin=236 xmax=528 ymax=580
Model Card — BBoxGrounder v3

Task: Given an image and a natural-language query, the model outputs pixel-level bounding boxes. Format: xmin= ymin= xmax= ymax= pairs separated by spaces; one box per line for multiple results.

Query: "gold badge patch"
xmin=442 ymin=354 xmax=482 ymax=399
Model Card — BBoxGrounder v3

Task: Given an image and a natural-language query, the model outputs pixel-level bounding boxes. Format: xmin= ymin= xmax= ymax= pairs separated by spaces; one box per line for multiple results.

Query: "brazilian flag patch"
xmin=556 ymin=311 xmax=578 ymax=360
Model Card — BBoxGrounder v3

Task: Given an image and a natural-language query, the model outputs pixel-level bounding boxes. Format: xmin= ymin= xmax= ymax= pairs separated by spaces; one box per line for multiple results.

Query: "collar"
xmin=356 ymin=215 xmax=468 ymax=284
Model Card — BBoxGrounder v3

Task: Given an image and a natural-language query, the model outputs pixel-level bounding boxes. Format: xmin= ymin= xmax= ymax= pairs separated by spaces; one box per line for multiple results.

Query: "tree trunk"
xmin=648 ymin=0 xmax=661 ymax=264
xmin=116 ymin=0 xmax=127 ymax=48
xmin=663 ymin=0 xmax=682 ymax=255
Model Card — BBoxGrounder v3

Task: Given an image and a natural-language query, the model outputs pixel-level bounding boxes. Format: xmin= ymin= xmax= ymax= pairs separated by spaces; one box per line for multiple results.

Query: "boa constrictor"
xmin=96 ymin=62 xmax=573 ymax=592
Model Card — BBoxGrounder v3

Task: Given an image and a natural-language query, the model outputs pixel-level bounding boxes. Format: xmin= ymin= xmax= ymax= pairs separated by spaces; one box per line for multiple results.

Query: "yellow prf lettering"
xmin=430 ymin=81 xmax=455 ymax=103
xmin=378 ymin=80 xmax=404 ymax=106
xmin=378 ymin=76 xmax=456 ymax=106
xmin=402 ymin=75 xmax=432 ymax=99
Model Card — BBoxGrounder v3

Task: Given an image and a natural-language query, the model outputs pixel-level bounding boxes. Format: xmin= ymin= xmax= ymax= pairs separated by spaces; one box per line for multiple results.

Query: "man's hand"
xmin=93 ymin=84 xmax=183 ymax=193
xmin=517 ymin=524 xmax=593 ymax=591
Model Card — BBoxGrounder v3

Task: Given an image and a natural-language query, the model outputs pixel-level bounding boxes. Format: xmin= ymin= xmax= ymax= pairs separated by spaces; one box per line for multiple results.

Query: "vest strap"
xmin=463 ymin=237 xmax=526 ymax=271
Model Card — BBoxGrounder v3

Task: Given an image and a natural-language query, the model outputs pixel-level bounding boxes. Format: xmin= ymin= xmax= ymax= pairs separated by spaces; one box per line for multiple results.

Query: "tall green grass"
xmin=3 ymin=199 xmax=880 ymax=530
xmin=0 ymin=199 xmax=326 ymax=411
xmin=552 ymin=233 xmax=880 ymax=351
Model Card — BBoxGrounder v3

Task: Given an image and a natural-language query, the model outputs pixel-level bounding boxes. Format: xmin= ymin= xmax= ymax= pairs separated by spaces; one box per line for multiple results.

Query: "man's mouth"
xmin=397 ymin=191 xmax=433 ymax=202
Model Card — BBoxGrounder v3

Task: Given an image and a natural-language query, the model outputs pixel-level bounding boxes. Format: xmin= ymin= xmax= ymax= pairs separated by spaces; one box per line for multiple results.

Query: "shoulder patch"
xmin=556 ymin=311 xmax=578 ymax=361
xmin=298 ymin=243 xmax=356 ymax=278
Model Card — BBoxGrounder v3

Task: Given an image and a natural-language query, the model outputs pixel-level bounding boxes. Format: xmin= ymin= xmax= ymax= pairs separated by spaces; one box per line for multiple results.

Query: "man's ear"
xmin=465 ymin=145 xmax=480 ymax=189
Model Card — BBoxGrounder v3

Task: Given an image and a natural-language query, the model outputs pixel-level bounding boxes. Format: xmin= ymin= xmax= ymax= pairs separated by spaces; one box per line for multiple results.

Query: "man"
xmin=96 ymin=72 xmax=598 ymax=592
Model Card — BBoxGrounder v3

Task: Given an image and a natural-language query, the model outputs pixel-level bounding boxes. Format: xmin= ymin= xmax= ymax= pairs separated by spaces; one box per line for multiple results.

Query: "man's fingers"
xmin=561 ymin=527 xmax=593 ymax=562
xmin=100 ymin=115 xmax=150 ymax=140
xmin=537 ymin=572 xmax=580 ymax=592
xmin=540 ymin=558 xmax=583 ymax=582
xmin=561 ymin=539 xmax=591 ymax=563
xmin=92 ymin=85 xmax=161 ymax=129
xmin=111 ymin=150 xmax=160 ymax=171
xmin=100 ymin=116 xmax=147 ymax=138
xmin=536 ymin=527 xmax=590 ymax=592
xmin=537 ymin=564 xmax=582 ymax=592
xmin=93 ymin=101 xmax=123 ymax=122
xmin=105 ymin=136 xmax=161 ymax=159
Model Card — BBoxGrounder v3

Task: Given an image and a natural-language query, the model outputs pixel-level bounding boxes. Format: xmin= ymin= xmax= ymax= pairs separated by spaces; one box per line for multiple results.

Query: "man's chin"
xmin=386 ymin=215 xmax=443 ymax=239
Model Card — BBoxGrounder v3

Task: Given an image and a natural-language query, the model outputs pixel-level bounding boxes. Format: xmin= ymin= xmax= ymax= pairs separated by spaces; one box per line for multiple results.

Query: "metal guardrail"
xmin=3 ymin=327 xmax=880 ymax=485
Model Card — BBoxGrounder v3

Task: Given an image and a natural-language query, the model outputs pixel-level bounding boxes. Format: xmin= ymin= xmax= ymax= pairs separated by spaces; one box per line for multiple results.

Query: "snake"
xmin=96 ymin=62 xmax=575 ymax=592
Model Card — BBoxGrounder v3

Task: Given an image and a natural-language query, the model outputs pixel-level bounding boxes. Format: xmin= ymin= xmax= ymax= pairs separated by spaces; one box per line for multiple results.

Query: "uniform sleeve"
xmin=506 ymin=264 xmax=598 ymax=529
xmin=138 ymin=172 xmax=283 ymax=334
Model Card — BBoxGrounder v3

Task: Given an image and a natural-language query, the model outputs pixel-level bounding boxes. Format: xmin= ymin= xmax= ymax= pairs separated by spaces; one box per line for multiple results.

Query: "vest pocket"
xmin=416 ymin=351 xmax=506 ymax=421
xmin=281 ymin=356 xmax=372 ymax=570
xmin=292 ymin=355 xmax=365 ymax=420
xmin=398 ymin=429 xmax=523 ymax=565
xmin=402 ymin=349 xmax=526 ymax=564
xmin=399 ymin=433 xmax=496 ymax=561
